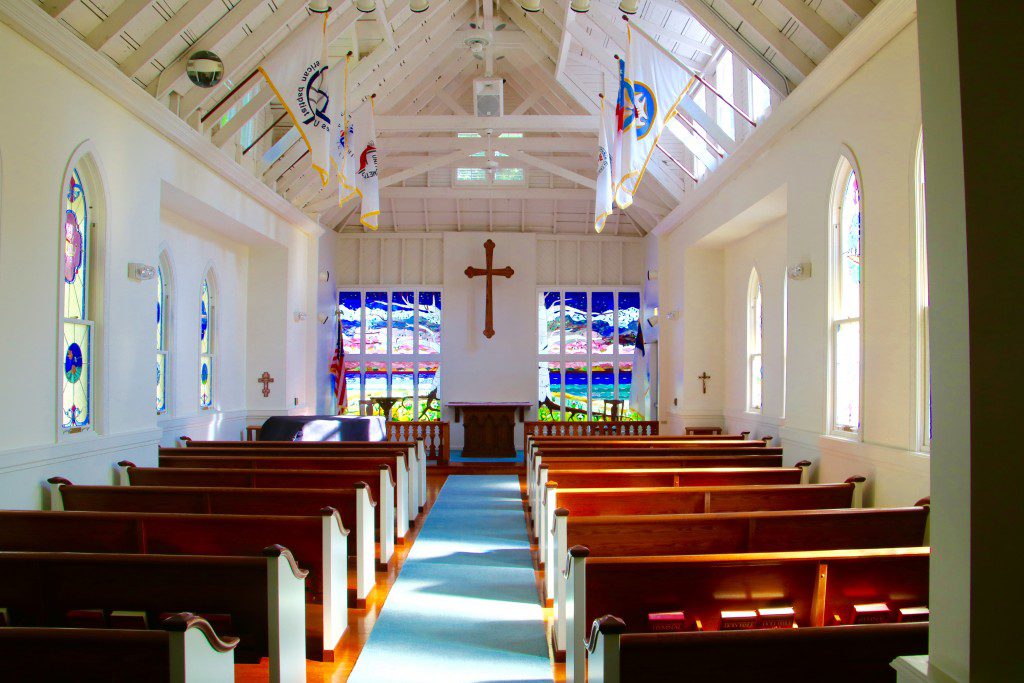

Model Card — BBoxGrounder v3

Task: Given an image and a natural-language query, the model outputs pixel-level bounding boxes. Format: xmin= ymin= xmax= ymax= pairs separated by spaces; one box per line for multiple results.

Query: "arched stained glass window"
xmin=747 ymin=270 xmax=763 ymax=412
xmin=156 ymin=258 xmax=169 ymax=414
xmin=830 ymin=156 xmax=863 ymax=435
xmin=199 ymin=276 xmax=214 ymax=409
xmin=61 ymin=167 xmax=92 ymax=432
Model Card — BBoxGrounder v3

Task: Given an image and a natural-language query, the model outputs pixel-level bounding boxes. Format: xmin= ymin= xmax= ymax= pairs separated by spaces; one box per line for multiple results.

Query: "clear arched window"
xmin=156 ymin=254 xmax=170 ymax=414
xmin=199 ymin=275 xmax=214 ymax=409
xmin=830 ymin=156 xmax=863 ymax=435
xmin=747 ymin=270 xmax=763 ymax=412
xmin=915 ymin=135 xmax=931 ymax=450
xmin=60 ymin=165 xmax=94 ymax=432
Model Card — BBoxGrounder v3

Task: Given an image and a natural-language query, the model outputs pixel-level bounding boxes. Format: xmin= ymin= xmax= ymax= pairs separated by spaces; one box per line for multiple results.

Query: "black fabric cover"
xmin=257 ymin=415 xmax=387 ymax=442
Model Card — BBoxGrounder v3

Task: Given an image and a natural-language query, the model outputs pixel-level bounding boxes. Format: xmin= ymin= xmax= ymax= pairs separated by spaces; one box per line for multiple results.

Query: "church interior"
xmin=0 ymin=0 xmax=1018 ymax=680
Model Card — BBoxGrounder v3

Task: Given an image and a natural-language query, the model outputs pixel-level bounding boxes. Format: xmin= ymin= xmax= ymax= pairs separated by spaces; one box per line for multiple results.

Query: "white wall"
xmin=0 ymin=23 xmax=316 ymax=509
xmin=333 ymin=233 xmax=645 ymax=450
xmin=657 ymin=23 xmax=929 ymax=507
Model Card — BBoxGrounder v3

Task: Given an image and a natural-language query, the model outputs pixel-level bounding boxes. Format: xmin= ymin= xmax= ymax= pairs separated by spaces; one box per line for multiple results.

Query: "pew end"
xmin=796 ymin=459 xmax=813 ymax=484
xmin=45 ymin=476 xmax=71 ymax=511
xmin=565 ymin=544 xmax=591 ymax=683
xmin=915 ymin=497 xmax=931 ymax=545
xmin=261 ymin=544 xmax=309 ymax=683
xmin=846 ymin=475 xmax=868 ymax=507
xmin=115 ymin=460 xmax=135 ymax=486
xmin=162 ymin=612 xmax=239 ymax=683
xmin=354 ymin=482 xmax=377 ymax=603
xmin=586 ymin=615 xmax=626 ymax=683
xmin=319 ymin=506 xmax=350 ymax=657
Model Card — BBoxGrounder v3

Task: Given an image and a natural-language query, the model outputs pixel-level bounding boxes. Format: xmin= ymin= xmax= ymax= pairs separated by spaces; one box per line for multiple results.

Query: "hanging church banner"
xmin=348 ymin=101 xmax=380 ymax=230
xmin=616 ymin=23 xmax=697 ymax=209
xmin=332 ymin=52 xmax=357 ymax=207
xmin=595 ymin=96 xmax=614 ymax=233
xmin=258 ymin=13 xmax=331 ymax=185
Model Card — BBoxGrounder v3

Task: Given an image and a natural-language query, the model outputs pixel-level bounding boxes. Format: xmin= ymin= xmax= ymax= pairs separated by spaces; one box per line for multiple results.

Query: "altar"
xmin=446 ymin=402 xmax=532 ymax=458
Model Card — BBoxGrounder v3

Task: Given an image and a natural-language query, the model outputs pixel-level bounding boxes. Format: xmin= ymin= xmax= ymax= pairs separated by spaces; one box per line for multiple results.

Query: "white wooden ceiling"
xmin=42 ymin=0 xmax=875 ymax=234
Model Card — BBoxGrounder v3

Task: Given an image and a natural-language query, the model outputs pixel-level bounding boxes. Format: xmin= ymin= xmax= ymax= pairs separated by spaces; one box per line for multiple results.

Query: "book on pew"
xmin=108 ymin=610 xmax=148 ymax=630
xmin=720 ymin=610 xmax=759 ymax=630
xmin=756 ymin=607 xmax=796 ymax=629
xmin=647 ymin=611 xmax=687 ymax=632
xmin=848 ymin=603 xmax=893 ymax=624
xmin=897 ymin=606 xmax=929 ymax=623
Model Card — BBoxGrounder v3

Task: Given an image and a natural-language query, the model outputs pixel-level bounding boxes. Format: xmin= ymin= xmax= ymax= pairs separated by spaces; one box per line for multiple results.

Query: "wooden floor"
xmin=236 ymin=468 xmax=563 ymax=682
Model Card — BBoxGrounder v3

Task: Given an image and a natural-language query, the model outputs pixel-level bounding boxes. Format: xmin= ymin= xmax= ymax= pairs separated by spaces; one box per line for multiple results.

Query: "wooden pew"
xmin=119 ymin=463 xmax=395 ymax=565
xmin=586 ymin=617 xmax=928 ymax=683
xmin=563 ymin=546 xmax=930 ymax=683
xmin=534 ymin=463 xmax=812 ymax=557
xmin=0 ymin=509 xmax=349 ymax=657
xmin=529 ymin=451 xmax=789 ymax=525
xmin=0 ymin=546 xmax=307 ymax=683
xmin=551 ymin=503 xmax=926 ymax=653
xmin=49 ymin=478 xmax=378 ymax=604
xmin=538 ymin=473 xmax=854 ymax=605
xmin=179 ymin=440 xmax=427 ymax=512
xmin=159 ymin=451 xmax=412 ymax=539
xmin=0 ymin=613 xmax=238 ymax=683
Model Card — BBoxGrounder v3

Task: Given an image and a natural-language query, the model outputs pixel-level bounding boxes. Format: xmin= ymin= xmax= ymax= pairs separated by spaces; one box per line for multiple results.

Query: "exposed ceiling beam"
xmin=380 ymin=149 xmax=477 ymax=187
xmin=377 ymin=136 xmax=596 ymax=153
xmin=395 ymin=49 xmax=474 ymax=113
xmin=119 ymin=0 xmax=217 ymax=79
xmin=503 ymin=149 xmax=595 ymax=189
xmin=375 ymin=114 xmax=599 ymax=133
xmin=589 ymin=3 xmax=715 ymax=56
xmin=836 ymin=0 xmax=875 ymax=20
xmin=383 ymin=186 xmax=594 ymax=200
xmin=211 ymin=88 xmax=274 ymax=147
xmin=716 ymin=0 xmax=816 ymax=81
xmin=152 ymin=0 xmax=268 ymax=99
xmin=555 ymin=1 xmax=575 ymax=82
xmin=773 ymin=0 xmax=843 ymax=51
xmin=41 ymin=0 xmax=77 ymax=18
xmin=85 ymin=0 xmax=154 ymax=53
xmin=665 ymin=0 xmax=792 ymax=95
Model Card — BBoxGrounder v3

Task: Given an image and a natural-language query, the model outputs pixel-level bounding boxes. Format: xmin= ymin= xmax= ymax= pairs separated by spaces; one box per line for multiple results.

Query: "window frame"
xmin=537 ymin=286 xmax=644 ymax=421
xmin=914 ymin=132 xmax=931 ymax=452
xmin=747 ymin=269 xmax=763 ymax=413
xmin=57 ymin=145 xmax=105 ymax=439
xmin=828 ymin=152 xmax=865 ymax=439
xmin=337 ymin=287 xmax=443 ymax=420
xmin=199 ymin=273 xmax=215 ymax=410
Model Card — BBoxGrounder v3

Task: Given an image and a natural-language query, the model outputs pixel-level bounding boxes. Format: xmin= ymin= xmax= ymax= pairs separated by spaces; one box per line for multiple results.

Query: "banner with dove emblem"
xmin=594 ymin=97 xmax=614 ymax=233
xmin=613 ymin=55 xmax=637 ymax=209
xmin=617 ymin=24 xmax=697 ymax=208
xmin=348 ymin=102 xmax=380 ymax=230
xmin=258 ymin=13 xmax=331 ymax=185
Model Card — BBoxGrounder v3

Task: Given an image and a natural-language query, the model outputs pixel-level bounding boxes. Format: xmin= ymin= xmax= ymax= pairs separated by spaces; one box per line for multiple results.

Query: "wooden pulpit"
xmin=446 ymin=402 xmax=532 ymax=458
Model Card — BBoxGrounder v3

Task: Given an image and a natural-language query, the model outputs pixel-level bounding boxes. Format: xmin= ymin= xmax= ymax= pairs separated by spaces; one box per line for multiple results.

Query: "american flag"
xmin=329 ymin=318 xmax=346 ymax=414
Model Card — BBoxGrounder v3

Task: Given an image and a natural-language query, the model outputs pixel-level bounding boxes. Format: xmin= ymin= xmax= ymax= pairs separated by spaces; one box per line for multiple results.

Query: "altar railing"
xmin=388 ymin=421 xmax=451 ymax=465
xmin=523 ymin=420 xmax=659 ymax=441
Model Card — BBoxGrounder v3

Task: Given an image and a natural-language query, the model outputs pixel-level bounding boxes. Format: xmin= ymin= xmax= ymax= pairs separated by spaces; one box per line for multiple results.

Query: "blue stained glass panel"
xmin=540 ymin=292 xmax=561 ymax=354
xmin=564 ymin=292 xmax=588 ymax=355
xmin=417 ymin=291 xmax=442 ymax=353
xmin=200 ymin=279 xmax=211 ymax=354
xmin=617 ymin=292 xmax=640 ymax=354
xmin=390 ymin=361 xmax=415 ymax=419
xmin=591 ymin=292 xmax=614 ymax=354
xmin=63 ymin=168 xmax=88 ymax=320
xmin=391 ymin=292 xmax=415 ymax=354
xmin=339 ymin=291 xmax=362 ymax=354
xmin=200 ymin=359 xmax=213 ymax=408
xmin=343 ymin=361 xmax=362 ymax=415
xmin=364 ymin=292 xmax=388 ymax=354
xmin=591 ymin=361 xmax=615 ymax=416
xmin=156 ymin=353 xmax=166 ymax=413
xmin=618 ymin=361 xmax=634 ymax=417
xmin=364 ymin=360 xmax=389 ymax=410
xmin=538 ymin=362 xmax=563 ymax=421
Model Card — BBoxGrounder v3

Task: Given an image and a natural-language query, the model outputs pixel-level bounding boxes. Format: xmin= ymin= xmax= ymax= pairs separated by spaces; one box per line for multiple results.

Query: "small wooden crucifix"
xmin=464 ymin=239 xmax=514 ymax=339
xmin=258 ymin=371 xmax=275 ymax=398
xmin=698 ymin=372 xmax=711 ymax=394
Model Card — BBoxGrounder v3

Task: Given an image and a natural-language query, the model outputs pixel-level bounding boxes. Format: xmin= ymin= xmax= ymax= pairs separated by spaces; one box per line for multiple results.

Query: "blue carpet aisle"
xmin=347 ymin=475 xmax=553 ymax=683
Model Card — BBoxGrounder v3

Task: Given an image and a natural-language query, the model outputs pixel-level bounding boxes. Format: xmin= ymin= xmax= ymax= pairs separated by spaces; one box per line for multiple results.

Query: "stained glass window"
xmin=338 ymin=290 xmax=442 ymax=420
xmin=831 ymin=158 xmax=862 ymax=434
xmin=538 ymin=289 xmax=642 ymax=420
xmin=156 ymin=264 xmax=168 ymax=414
xmin=61 ymin=167 xmax=92 ymax=432
xmin=748 ymin=270 xmax=763 ymax=412
xmin=200 ymin=277 xmax=214 ymax=409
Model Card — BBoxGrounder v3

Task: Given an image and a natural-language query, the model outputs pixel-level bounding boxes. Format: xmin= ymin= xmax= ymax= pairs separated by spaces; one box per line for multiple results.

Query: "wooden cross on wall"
xmin=465 ymin=239 xmax=514 ymax=339
xmin=258 ymin=371 xmax=274 ymax=397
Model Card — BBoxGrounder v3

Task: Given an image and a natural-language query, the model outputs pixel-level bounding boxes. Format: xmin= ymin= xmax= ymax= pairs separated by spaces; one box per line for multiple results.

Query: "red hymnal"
xmin=848 ymin=603 xmax=892 ymax=624
xmin=720 ymin=610 xmax=758 ymax=630
xmin=648 ymin=611 xmax=687 ymax=632
xmin=757 ymin=607 xmax=796 ymax=629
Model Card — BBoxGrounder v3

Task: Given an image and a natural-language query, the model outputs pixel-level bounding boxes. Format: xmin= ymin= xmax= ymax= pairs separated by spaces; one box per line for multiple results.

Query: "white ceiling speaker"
xmin=520 ymin=0 xmax=541 ymax=12
xmin=619 ymin=0 xmax=639 ymax=14
xmin=308 ymin=0 xmax=330 ymax=12
xmin=474 ymin=77 xmax=504 ymax=117
xmin=355 ymin=0 xmax=376 ymax=12
xmin=570 ymin=0 xmax=590 ymax=11
xmin=465 ymin=36 xmax=489 ymax=60
xmin=410 ymin=0 xmax=428 ymax=12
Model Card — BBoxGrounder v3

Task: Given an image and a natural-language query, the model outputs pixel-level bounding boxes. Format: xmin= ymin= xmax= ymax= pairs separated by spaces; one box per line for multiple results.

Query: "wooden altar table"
xmin=446 ymin=402 xmax=532 ymax=458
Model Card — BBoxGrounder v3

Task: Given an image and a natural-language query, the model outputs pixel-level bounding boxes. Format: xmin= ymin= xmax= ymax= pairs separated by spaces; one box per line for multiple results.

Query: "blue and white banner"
xmin=258 ymin=13 xmax=331 ymax=185
xmin=595 ymin=97 xmax=614 ymax=233
xmin=617 ymin=24 xmax=696 ymax=208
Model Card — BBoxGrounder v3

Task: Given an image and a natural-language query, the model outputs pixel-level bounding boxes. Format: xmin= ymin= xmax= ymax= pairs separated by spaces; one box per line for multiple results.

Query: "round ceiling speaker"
xmin=520 ymin=0 xmax=541 ymax=12
xmin=570 ymin=0 xmax=590 ymax=11
xmin=186 ymin=51 xmax=224 ymax=88
xmin=618 ymin=0 xmax=639 ymax=14
xmin=410 ymin=0 xmax=428 ymax=11
xmin=355 ymin=0 xmax=376 ymax=12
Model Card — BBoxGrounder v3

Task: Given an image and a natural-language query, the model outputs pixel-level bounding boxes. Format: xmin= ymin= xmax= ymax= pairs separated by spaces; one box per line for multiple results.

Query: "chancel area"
xmin=0 ymin=0 xmax=1018 ymax=680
